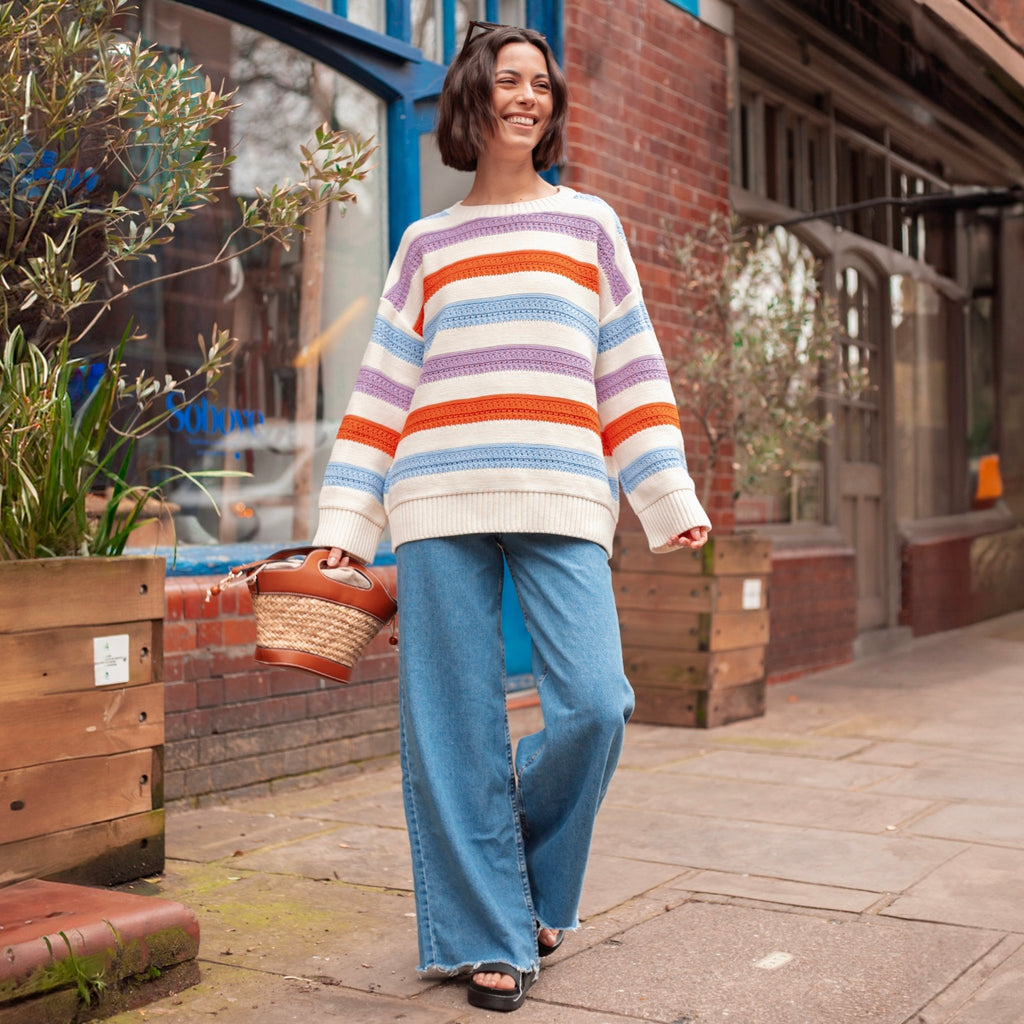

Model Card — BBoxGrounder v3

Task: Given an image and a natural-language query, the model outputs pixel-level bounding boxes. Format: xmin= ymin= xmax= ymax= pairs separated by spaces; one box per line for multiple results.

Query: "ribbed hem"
xmin=387 ymin=491 xmax=619 ymax=558
xmin=636 ymin=489 xmax=713 ymax=552
xmin=311 ymin=508 xmax=385 ymax=564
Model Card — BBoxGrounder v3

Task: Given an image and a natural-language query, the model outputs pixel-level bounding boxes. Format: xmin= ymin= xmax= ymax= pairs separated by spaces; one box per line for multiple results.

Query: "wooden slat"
xmin=0 ymin=621 xmax=158 ymax=702
xmin=612 ymin=532 xmax=706 ymax=575
xmin=0 ymin=810 xmax=164 ymax=888
xmin=624 ymin=647 xmax=710 ymax=689
xmin=703 ymin=535 xmax=773 ymax=576
xmin=0 ymin=684 xmax=164 ymax=771
xmin=620 ymin=608 xmax=769 ymax=654
xmin=624 ymin=645 xmax=765 ymax=690
xmin=0 ymin=557 xmax=164 ymax=632
xmin=706 ymin=609 xmax=771 ymax=651
xmin=704 ymin=645 xmax=765 ymax=688
xmin=614 ymin=572 xmax=712 ymax=613
xmin=0 ymin=750 xmax=156 ymax=845
xmin=632 ymin=679 xmax=766 ymax=728
xmin=613 ymin=533 xmax=773 ymax=578
xmin=618 ymin=608 xmax=703 ymax=650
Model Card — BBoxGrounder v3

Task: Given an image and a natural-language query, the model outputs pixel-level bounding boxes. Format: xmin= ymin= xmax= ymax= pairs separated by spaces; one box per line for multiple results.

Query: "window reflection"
xmin=123 ymin=0 xmax=386 ymax=546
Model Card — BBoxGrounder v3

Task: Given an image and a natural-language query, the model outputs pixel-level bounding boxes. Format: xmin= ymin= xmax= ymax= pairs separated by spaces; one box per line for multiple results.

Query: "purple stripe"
xmin=419 ymin=345 xmax=593 ymax=385
xmin=353 ymin=367 xmax=414 ymax=410
xmin=596 ymin=356 xmax=669 ymax=404
xmin=384 ymin=211 xmax=631 ymax=313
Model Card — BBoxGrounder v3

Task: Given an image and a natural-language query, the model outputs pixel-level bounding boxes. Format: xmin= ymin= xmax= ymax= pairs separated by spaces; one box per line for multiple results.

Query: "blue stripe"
xmin=371 ymin=316 xmax=424 ymax=366
xmin=322 ymin=463 xmax=386 ymax=498
xmin=384 ymin=443 xmax=615 ymax=495
xmin=620 ymin=448 xmax=687 ymax=494
xmin=599 ymin=305 xmax=653 ymax=354
xmin=423 ymin=295 xmax=599 ymax=351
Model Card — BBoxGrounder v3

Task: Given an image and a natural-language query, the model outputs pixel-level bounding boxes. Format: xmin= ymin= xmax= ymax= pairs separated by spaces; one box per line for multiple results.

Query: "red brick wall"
xmin=561 ymin=0 xmax=734 ymax=531
xmin=163 ymin=570 xmax=399 ymax=805
xmin=900 ymin=537 xmax=973 ymax=637
xmin=766 ymin=548 xmax=857 ymax=682
xmin=901 ymin=526 xmax=1024 ymax=636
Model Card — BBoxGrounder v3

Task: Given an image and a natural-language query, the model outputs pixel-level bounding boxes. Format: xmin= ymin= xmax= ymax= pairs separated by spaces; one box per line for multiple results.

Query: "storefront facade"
xmin=725 ymin=0 xmax=1024 ymax=671
xmin=139 ymin=0 xmax=1024 ymax=800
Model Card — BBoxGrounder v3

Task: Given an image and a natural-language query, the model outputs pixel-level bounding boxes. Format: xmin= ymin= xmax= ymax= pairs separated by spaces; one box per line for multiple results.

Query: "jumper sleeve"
xmin=312 ymin=228 xmax=425 ymax=562
xmin=592 ymin=206 xmax=711 ymax=552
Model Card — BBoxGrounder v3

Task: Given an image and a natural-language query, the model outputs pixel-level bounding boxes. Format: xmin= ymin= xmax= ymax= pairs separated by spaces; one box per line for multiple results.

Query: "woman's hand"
xmin=667 ymin=526 xmax=710 ymax=550
xmin=325 ymin=547 xmax=351 ymax=567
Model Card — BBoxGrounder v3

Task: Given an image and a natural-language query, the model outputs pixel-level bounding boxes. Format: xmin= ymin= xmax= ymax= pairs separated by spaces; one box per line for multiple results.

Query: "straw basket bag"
xmin=210 ymin=547 xmax=397 ymax=683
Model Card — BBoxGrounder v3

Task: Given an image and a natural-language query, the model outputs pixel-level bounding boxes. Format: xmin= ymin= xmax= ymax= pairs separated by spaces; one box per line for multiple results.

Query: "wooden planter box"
xmin=0 ymin=556 xmax=166 ymax=888
xmin=612 ymin=533 xmax=771 ymax=728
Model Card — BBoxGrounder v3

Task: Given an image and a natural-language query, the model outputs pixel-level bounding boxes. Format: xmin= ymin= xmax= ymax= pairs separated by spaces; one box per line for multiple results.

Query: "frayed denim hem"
xmin=418 ymin=961 xmax=540 ymax=980
xmin=537 ymin=920 xmax=578 ymax=935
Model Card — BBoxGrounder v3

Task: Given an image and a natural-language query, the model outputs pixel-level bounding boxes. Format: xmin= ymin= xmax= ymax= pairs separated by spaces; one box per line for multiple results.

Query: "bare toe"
xmin=472 ymin=970 xmax=516 ymax=991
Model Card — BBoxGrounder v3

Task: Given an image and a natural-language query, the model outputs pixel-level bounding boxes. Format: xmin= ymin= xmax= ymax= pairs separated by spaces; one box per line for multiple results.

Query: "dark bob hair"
xmin=436 ymin=25 xmax=568 ymax=173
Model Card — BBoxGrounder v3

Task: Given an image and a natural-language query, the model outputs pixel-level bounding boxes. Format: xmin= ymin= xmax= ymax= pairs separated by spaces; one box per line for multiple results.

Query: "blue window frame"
xmin=174 ymin=0 xmax=562 ymax=255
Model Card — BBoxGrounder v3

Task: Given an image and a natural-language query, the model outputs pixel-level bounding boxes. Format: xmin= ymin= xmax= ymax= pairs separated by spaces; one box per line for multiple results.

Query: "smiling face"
xmin=486 ymin=41 xmax=553 ymax=160
xmin=436 ymin=27 xmax=567 ymax=173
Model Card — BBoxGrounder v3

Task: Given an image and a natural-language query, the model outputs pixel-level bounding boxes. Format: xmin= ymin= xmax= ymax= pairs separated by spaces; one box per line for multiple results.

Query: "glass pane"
xmin=123 ymin=0 xmax=387 ymax=547
xmin=837 ymin=266 xmax=881 ymax=466
xmin=764 ymin=103 xmax=780 ymax=202
xmin=342 ymin=0 xmax=385 ymax=33
xmin=421 ymin=132 xmax=473 ymax=214
xmin=731 ymin=229 xmax=830 ymax=524
xmin=411 ymin=0 xmax=442 ymax=63
xmin=969 ymin=218 xmax=996 ymax=290
xmin=968 ymin=297 xmax=997 ymax=457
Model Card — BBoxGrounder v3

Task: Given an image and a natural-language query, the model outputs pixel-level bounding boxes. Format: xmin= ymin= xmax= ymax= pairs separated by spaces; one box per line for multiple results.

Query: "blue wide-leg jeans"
xmin=395 ymin=533 xmax=635 ymax=976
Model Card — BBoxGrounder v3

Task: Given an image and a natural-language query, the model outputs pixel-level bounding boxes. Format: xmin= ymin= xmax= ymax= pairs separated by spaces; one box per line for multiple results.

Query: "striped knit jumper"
xmin=313 ymin=186 xmax=711 ymax=562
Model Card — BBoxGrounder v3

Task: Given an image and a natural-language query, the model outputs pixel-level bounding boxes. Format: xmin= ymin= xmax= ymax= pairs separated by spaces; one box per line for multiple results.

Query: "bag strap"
xmin=206 ymin=546 xmax=366 ymax=602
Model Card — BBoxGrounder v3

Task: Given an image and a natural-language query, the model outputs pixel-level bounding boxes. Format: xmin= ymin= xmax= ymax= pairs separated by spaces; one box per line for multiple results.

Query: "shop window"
xmin=836 ymin=266 xmax=882 ymax=465
xmin=739 ymin=86 xmax=828 ymax=213
xmin=119 ymin=0 xmax=386 ymax=546
xmin=731 ymin=229 xmax=831 ymax=527
xmin=738 ymin=77 xmax=956 ymax=270
xmin=891 ymin=275 xmax=955 ymax=519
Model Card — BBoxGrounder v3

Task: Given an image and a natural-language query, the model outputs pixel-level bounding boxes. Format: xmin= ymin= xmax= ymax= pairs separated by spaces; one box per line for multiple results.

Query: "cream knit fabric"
xmin=313 ymin=187 xmax=710 ymax=561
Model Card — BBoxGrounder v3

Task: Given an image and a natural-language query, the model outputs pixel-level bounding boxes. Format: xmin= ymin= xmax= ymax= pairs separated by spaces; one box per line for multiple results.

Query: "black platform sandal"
xmin=467 ymin=963 xmax=535 ymax=1012
xmin=538 ymin=928 xmax=564 ymax=957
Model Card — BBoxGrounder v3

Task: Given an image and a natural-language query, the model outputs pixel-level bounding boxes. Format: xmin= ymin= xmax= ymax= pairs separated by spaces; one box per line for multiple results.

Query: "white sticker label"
xmin=94 ymin=634 xmax=131 ymax=686
xmin=742 ymin=578 xmax=762 ymax=610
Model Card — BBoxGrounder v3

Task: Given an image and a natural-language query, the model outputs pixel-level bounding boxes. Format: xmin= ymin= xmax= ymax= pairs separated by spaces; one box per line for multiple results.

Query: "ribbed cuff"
xmin=635 ymin=488 xmax=712 ymax=552
xmin=311 ymin=507 xmax=385 ymax=564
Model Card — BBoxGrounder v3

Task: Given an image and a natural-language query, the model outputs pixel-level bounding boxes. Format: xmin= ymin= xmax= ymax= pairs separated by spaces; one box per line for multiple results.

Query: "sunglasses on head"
xmin=462 ymin=19 xmax=545 ymax=51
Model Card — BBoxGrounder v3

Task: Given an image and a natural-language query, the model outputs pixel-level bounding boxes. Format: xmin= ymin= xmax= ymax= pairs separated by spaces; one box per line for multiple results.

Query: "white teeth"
xmin=506 ymin=116 xmax=535 ymax=126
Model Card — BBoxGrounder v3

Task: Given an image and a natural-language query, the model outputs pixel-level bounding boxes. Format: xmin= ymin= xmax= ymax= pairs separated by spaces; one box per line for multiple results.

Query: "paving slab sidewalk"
xmin=107 ymin=611 xmax=1024 ymax=1023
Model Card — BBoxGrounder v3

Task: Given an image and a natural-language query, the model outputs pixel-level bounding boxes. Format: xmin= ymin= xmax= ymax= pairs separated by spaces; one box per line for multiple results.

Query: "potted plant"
xmin=0 ymin=0 xmax=373 ymax=886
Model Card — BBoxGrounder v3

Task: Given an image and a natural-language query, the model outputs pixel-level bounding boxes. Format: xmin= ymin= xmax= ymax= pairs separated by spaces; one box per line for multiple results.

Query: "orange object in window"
xmin=974 ymin=453 xmax=1003 ymax=508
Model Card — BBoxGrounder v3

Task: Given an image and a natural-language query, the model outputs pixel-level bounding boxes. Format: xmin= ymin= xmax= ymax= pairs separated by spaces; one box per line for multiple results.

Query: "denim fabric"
xmin=395 ymin=533 xmax=635 ymax=976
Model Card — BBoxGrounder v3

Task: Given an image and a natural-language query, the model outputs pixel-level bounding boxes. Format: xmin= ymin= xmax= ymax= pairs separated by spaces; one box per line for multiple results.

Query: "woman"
xmin=315 ymin=21 xmax=710 ymax=1013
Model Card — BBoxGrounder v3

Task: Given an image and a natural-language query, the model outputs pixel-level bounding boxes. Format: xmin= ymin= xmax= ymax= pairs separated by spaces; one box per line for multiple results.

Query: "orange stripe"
xmin=602 ymin=403 xmax=680 ymax=455
xmin=337 ymin=415 xmax=401 ymax=457
xmin=403 ymin=394 xmax=601 ymax=436
xmin=422 ymin=250 xmax=600 ymax=307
